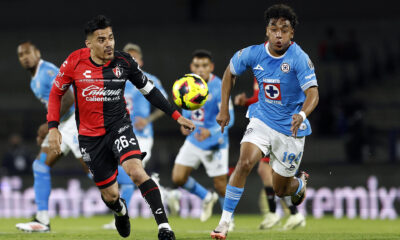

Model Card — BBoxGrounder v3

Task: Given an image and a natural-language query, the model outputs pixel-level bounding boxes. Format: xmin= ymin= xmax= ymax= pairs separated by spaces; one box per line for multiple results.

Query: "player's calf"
xmin=291 ymin=171 xmax=309 ymax=206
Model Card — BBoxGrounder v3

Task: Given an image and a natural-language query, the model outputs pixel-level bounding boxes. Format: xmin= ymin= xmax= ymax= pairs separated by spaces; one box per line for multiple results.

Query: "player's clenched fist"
xmin=177 ymin=116 xmax=196 ymax=132
xmin=48 ymin=128 xmax=62 ymax=155
xmin=216 ymin=110 xmax=230 ymax=133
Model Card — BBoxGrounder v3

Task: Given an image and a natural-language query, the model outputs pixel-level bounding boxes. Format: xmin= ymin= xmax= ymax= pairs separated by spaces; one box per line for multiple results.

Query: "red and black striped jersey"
xmin=47 ymin=48 xmax=180 ymax=136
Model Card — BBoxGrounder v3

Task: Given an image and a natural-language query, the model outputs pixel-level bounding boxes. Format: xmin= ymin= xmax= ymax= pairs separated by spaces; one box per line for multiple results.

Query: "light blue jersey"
xmin=182 ymin=74 xmax=234 ymax=150
xmin=230 ymin=42 xmax=318 ymax=137
xmin=30 ymin=60 xmax=74 ymax=121
xmin=124 ymin=71 xmax=167 ymax=138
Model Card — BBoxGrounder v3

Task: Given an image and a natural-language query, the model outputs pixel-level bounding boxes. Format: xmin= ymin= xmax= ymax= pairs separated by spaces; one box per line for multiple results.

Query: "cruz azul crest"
xmin=112 ymin=65 xmax=123 ymax=78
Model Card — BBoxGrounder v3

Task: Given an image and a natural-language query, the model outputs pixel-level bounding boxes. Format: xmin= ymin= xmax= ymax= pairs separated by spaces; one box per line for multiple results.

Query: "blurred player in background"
xmin=16 ymin=41 xmax=89 ymax=232
xmin=170 ymin=50 xmax=235 ymax=228
xmin=212 ymin=4 xmax=319 ymax=239
xmin=103 ymin=43 xmax=171 ymax=230
xmin=46 ymin=15 xmax=195 ymax=239
xmin=235 ymin=80 xmax=306 ymax=230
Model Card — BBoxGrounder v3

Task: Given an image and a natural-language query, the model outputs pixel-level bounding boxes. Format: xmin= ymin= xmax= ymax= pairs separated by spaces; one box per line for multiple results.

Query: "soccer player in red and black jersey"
xmin=46 ymin=15 xmax=194 ymax=240
xmin=234 ymin=78 xmax=305 ymax=230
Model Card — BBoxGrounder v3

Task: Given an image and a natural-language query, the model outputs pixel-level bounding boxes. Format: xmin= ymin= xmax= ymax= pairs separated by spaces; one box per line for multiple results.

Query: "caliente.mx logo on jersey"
xmin=263 ymin=78 xmax=282 ymax=104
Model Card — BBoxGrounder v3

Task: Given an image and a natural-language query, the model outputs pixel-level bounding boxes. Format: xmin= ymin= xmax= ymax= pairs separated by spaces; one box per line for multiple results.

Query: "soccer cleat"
xmin=16 ymin=218 xmax=50 ymax=233
xmin=102 ymin=219 xmax=116 ymax=230
xmin=283 ymin=213 xmax=306 ymax=230
xmin=210 ymin=221 xmax=229 ymax=239
xmin=158 ymin=228 xmax=176 ymax=240
xmin=200 ymin=192 xmax=219 ymax=222
xmin=259 ymin=212 xmax=280 ymax=230
xmin=291 ymin=171 xmax=309 ymax=206
xmin=166 ymin=189 xmax=181 ymax=216
xmin=114 ymin=198 xmax=131 ymax=238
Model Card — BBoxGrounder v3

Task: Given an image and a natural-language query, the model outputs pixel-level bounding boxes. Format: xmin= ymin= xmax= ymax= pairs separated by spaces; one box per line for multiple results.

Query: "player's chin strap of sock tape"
xmin=294 ymin=178 xmax=303 ymax=195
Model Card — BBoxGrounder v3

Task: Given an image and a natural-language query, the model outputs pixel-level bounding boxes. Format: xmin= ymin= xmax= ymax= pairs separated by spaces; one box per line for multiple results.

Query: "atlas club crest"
xmin=112 ymin=65 xmax=123 ymax=78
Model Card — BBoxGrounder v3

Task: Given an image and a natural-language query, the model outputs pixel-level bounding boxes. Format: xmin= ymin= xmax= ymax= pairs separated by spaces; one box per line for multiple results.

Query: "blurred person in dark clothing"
xmin=2 ymin=133 xmax=33 ymax=175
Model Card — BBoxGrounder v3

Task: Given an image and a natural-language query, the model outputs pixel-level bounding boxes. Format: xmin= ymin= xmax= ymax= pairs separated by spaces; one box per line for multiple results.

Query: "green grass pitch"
xmin=1 ymin=215 xmax=399 ymax=240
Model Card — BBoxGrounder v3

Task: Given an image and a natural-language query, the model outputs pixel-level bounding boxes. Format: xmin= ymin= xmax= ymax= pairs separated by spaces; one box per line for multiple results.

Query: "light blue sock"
xmin=182 ymin=176 xmax=208 ymax=200
xmin=117 ymin=166 xmax=136 ymax=207
xmin=32 ymin=153 xmax=51 ymax=211
xmin=294 ymin=178 xmax=303 ymax=195
xmin=223 ymin=184 xmax=244 ymax=213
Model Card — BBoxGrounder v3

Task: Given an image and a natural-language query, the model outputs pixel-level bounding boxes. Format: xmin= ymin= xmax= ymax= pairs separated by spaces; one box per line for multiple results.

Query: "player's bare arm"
xmin=291 ymin=86 xmax=319 ymax=137
xmin=216 ymin=65 xmax=236 ymax=133
xmin=59 ymin=89 xmax=74 ymax=118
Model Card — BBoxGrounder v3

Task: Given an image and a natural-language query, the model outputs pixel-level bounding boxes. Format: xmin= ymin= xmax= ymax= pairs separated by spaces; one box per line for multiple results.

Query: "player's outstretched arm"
xmin=216 ymin=65 xmax=236 ymax=133
xmin=291 ymin=86 xmax=319 ymax=137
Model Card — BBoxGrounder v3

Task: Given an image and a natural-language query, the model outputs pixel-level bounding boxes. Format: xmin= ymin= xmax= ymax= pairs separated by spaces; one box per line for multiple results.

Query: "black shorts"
xmin=78 ymin=120 xmax=143 ymax=189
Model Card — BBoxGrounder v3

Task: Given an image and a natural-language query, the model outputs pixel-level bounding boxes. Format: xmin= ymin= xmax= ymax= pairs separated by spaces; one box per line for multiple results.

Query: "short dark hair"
xmin=18 ymin=41 xmax=37 ymax=50
xmin=192 ymin=49 xmax=213 ymax=62
xmin=264 ymin=4 xmax=298 ymax=29
xmin=84 ymin=15 xmax=112 ymax=37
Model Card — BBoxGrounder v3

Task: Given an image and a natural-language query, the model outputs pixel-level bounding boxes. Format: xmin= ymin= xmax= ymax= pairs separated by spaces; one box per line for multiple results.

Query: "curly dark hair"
xmin=84 ymin=15 xmax=112 ymax=37
xmin=264 ymin=4 xmax=298 ymax=29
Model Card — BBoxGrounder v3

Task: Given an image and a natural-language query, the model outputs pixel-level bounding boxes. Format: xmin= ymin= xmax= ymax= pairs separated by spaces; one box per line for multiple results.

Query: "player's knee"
xmin=273 ymin=185 xmax=286 ymax=198
xmin=237 ymin=158 xmax=254 ymax=175
xmin=101 ymin=191 xmax=119 ymax=203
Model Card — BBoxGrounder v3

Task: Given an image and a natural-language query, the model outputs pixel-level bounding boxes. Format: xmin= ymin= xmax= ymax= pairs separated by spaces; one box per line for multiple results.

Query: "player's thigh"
xmin=79 ymin=135 xmax=118 ymax=189
xmin=240 ymin=118 xmax=272 ymax=158
xmin=202 ymin=147 xmax=229 ymax=178
xmin=136 ymin=136 xmax=153 ymax=168
xmin=269 ymin=130 xmax=306 ymax=177
xmin=174 ymin=140 xmax=202 ymax=170
xmin=58 ymin=115 xmax=82 ymax=159
xmin=121 ymin=157 xmax=148 ymax=185
xmin=172 ymin=164 xmax=194 ymax=184
xmin=237 ymin=142 xmax=264 ymax=172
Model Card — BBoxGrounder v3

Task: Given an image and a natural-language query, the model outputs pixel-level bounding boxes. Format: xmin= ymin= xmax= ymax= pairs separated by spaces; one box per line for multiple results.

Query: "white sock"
xmin=158 ymin=223 xmax=171 ymax=230
xmin=219 ymin=210 xmax=232 ymax=225
xmin=36 ymin=210 xmax=50 ymax=225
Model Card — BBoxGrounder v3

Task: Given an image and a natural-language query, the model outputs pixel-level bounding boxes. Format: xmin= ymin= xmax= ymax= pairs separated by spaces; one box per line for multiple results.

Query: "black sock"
xmin=101 ymin=196 xmax=124 ymax=214
xmin=289 ymin=205 xmax=298 ymax=215
xmin=264 ymin=186 xmax=276 ymax=213
xmin=139 ymin=178 xmax=168 ymax=225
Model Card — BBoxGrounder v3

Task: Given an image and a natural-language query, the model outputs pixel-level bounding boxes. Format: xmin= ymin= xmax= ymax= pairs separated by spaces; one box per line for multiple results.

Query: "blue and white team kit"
xmin=123 ymin=71 xmax=168 ymax=166
xmin=230 ymin=42 xmax=318 ymax=177
xmin=175 ymin=74 xmax=234 ymax=177
xmin=31 ymin=60 xmax=81 ymax=158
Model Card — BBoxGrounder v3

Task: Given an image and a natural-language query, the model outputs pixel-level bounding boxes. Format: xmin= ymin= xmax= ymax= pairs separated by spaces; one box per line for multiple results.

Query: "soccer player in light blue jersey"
xmin=211 ymin=4 xmax=319 ymax=239
xmin=171 ymin=50 xmax=235 ymax=227
xmin=16 ymin=42 xmax=88 ymax=232
xmin=103 ymin=43 xmax=170 ymax=230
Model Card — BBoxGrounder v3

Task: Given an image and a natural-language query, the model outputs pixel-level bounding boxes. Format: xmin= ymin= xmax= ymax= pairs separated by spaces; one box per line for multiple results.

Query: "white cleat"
xmin=16 ymin=219 xmax=50 ymax=233
xmin=210 ymin=221 xmax=229 ymax=239
xmin=200 ymin=192 xmax=219 ymax=222
xmin=166 ymin=189 xmax=181 ymax=216
xmin=102 ymin=219 xmax=116 ymax=230
xmin=259 ymin=212 xmax=280 ymax=230
xmin=283 ymin=213 xmax=306 ymax=230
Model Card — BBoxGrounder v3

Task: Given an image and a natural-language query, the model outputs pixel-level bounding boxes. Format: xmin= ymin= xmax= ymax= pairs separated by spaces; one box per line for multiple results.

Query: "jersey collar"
xmin=32 ymin=59 xmax=44 ymax=79
xmin=265 ymin=42 xmax=290 ymax=59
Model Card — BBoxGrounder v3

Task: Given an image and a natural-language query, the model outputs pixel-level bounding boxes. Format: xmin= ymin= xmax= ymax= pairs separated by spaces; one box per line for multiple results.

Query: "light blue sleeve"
xmin=295 ymin=52 xmax=318 ymax=91
xmin=134 ymin=94 xmax=150 ymax=118
xmin=229 ymin=46 xmax=254 ymax=76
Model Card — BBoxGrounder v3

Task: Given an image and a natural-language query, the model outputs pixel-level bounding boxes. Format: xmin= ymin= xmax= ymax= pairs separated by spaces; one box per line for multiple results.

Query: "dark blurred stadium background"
xmin=1 ymin=0 xmax=399 ymax=219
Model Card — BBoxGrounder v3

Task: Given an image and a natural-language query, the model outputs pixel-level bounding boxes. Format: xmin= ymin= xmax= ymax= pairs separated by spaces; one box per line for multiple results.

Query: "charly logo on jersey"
xmin=280 ymin=63 xmax=290 ymax=73
xmin=263 ymin=79 xmax=282 ymax=104
xmin=112 ymin=65 xmax=123 ymax=78
xmin=82 ymin=85 xmax=122 ymax=102
xmin=191 ymin=108 xmax=205 ymax=122
xmin=83 ymin=70 xmax=92 ymax=78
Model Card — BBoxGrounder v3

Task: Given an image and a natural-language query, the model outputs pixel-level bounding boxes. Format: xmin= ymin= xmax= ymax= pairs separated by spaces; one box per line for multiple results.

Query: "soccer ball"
xmin=172 ymin=73 xmax=208 ymax=110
